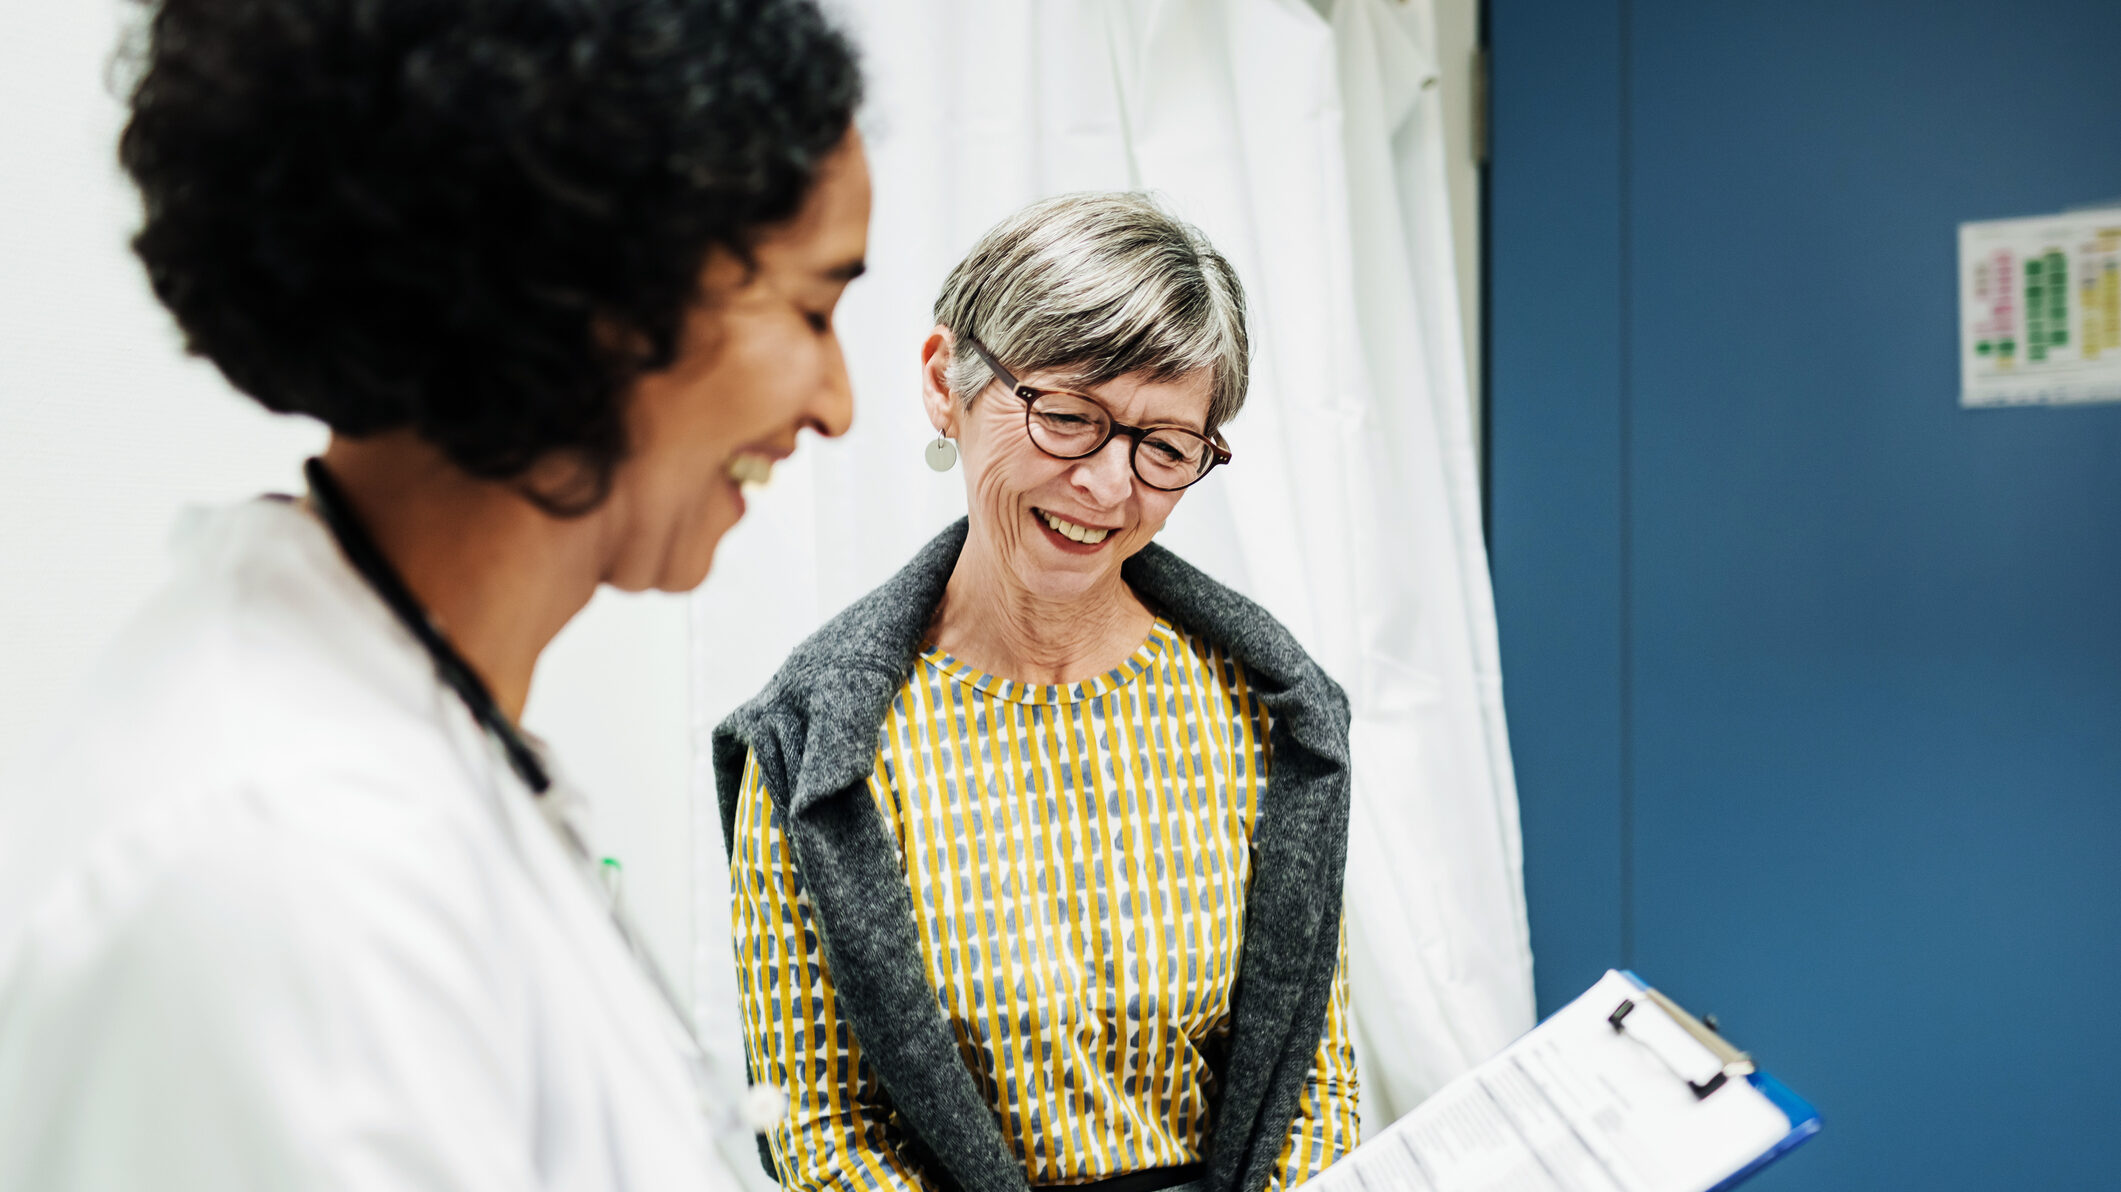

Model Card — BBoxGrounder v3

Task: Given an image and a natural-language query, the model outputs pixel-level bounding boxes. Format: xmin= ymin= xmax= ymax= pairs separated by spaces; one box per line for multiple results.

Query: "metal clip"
xmin=1608 ymin=987 xmax=1755 ymax=1100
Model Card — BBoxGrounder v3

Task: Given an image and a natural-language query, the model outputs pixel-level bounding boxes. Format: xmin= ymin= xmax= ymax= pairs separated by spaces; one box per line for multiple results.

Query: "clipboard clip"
xmin=1608 ymin=988 xmax=1756 ymax=1100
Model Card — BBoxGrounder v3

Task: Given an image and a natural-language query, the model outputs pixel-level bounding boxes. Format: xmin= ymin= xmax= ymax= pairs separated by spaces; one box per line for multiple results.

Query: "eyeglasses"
xmin=960 ymin=333 xmax=1232 ymax=492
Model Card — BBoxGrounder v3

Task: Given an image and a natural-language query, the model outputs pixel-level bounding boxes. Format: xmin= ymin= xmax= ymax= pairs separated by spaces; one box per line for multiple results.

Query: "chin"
xmin=665 ymin=534 xmax=725 ymax=592
xmin=659 ymin=497 xmax=741 ymax=591
xmin=624 ymin=517 xmax=728 ymax=594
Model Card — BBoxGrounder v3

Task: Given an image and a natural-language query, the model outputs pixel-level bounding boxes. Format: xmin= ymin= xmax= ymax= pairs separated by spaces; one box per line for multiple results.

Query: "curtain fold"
xmin=689 ymin=0 xmax=1530 ymax=1159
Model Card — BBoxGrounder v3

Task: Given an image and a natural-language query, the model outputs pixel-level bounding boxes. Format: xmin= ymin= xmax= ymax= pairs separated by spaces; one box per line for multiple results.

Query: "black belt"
xmin=1040 ymin=1165 xmax=1204 ymax=1192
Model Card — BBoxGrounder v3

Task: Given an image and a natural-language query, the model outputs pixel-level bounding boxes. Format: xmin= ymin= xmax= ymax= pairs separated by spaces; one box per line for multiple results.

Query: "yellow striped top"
xmin=731 ymin=615 xmax=1359 ymax=1191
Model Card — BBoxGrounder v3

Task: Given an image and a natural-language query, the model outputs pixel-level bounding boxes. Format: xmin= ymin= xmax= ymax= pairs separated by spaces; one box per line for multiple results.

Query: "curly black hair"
xmin=120 ymin=0 xmax=861 ymax=512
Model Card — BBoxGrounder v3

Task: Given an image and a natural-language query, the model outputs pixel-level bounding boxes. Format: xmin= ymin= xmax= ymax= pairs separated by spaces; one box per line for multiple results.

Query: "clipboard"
xmin=1605 ymin=971 xmax=1823 ymax=1192
xmin=1306 ymin=970 xmax=1822 ymax=1192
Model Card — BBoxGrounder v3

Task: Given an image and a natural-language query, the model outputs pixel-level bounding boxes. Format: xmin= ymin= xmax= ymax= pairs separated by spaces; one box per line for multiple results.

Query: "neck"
xmin=929 ymin=521 xmax=1153 ymax=685
xmin=316 ymin=434 xmax=612 ymax=722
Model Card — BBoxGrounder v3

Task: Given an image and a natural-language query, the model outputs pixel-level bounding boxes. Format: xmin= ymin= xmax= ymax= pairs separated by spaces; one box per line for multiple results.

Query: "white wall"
xmin=0 ymin=1 xmax=326 ymax=764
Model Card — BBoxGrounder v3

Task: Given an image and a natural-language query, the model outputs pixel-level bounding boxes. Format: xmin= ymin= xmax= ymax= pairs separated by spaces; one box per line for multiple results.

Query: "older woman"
xmin=717 ymin=194 xmax=1359 ymax=1192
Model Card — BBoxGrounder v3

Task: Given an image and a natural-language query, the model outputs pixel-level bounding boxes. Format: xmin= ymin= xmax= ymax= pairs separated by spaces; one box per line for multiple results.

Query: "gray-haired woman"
xmin=716 ymin=193 xmax=1359 ymax=1192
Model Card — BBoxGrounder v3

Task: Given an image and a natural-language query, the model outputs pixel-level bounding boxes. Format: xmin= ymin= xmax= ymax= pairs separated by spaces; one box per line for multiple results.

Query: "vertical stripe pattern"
xmin=732 ymin=617 xmax=1359 ymax=1190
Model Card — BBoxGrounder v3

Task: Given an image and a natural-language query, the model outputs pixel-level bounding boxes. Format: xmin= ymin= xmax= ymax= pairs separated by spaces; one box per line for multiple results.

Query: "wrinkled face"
xmin=931 ymin=343 xmax=1213 ymax=605
xmin=602 ymin=130 xmax=871 ymax=592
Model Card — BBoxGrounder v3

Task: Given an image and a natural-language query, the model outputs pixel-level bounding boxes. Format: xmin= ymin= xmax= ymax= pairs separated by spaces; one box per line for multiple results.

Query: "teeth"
xmin=726 ymin=453 xmax=774 ymax=492
xmin=1040 ymin=510 xmax=1110 ymax=544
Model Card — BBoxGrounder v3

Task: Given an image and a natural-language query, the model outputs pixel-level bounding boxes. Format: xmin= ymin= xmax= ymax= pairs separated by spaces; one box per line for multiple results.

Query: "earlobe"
xmin=924 ymin=389 xmax=958 ymax=439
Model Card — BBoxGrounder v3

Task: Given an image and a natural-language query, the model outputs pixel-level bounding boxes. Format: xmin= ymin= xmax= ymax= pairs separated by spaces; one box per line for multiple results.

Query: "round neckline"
xmin=919 ymin=616 xmax=1177 ymax=706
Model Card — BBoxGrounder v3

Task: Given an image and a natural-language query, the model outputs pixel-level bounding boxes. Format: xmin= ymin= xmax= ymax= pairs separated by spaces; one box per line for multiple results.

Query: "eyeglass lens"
xmin=1024 ymin=391 xmax=1215 ymax=490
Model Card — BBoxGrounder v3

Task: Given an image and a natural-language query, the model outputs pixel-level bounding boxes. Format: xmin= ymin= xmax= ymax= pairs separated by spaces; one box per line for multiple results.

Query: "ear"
xmin=919 ymin=324 xmax=961 ymax=436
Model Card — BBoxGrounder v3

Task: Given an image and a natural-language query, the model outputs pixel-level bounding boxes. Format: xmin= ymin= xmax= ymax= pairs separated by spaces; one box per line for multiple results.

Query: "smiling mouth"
xmin=1035 ymin=508 xmax=1113 ymax=545
xmin=725 ymin=452 xmax=776 ymax=493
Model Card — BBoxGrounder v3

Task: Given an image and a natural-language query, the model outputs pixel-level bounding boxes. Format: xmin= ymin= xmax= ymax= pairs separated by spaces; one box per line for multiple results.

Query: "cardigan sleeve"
xmin=731 ymin=751 xmax=932 ymax=1192
xmin=1263 ymin=911 xmax=1362 ymax=1190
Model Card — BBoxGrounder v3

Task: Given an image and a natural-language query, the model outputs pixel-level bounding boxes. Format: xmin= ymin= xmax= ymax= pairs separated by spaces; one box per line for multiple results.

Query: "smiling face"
xmin=599 ymin=129 xmax=872 ymax=592
xmin=921 ymin=327 xmax=1211 ymax=605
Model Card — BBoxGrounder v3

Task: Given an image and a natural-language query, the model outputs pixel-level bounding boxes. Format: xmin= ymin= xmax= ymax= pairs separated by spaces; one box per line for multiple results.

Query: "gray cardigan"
xmin=712 ymin=519 xmax=1353 ymax=1192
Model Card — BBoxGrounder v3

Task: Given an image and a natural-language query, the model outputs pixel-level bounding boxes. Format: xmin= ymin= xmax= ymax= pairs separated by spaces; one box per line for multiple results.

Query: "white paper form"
xmin=1309 ymin=972 xmax=1791 ymax=1192
xmin=1960 ymin=207 xmax=2121 ymax=407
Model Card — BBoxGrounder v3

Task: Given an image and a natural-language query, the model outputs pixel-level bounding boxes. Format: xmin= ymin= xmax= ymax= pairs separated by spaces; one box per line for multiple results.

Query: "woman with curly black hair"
xmin=0 ymin=1 xmax=868 ymax=1188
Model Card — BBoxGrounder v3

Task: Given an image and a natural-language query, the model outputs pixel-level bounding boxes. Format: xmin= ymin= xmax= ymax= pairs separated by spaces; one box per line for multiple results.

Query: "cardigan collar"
xmin=714 ymin=519 xmax=1351 ymax=1192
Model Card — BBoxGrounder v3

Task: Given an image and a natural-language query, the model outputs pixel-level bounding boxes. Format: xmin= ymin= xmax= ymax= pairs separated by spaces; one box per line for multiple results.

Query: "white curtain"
xmin=687 ymin=2 xmax=1532 ymax=1172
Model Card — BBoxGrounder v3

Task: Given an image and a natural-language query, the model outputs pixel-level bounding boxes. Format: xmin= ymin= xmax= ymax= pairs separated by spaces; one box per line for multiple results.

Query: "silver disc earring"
xmin=925 ymin=436 xmax=959 ymax=472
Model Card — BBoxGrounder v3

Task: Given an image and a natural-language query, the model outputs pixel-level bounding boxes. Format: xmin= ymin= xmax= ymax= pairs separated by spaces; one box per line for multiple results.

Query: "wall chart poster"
xmin=1959 ymin=206 xmax=2121 ymax=408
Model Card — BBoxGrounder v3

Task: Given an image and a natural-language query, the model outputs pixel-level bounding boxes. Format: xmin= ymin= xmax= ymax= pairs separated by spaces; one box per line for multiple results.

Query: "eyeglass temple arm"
xmin=960 ymin=331 xmax=1021 ymax=394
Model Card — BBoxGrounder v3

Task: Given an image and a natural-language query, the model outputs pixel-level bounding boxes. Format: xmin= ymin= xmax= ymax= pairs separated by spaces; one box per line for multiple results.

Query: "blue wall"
xmin=1488 ymin=2 xmax=2121 ymax=1188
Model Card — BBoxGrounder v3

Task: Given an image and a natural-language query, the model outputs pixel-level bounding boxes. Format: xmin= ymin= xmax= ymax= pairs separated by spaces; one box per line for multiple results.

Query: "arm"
xmin=730 ymin=751 xmax=929 ymax=1192
xmin=1265 ymin=911 xmax=1362 ymax=1191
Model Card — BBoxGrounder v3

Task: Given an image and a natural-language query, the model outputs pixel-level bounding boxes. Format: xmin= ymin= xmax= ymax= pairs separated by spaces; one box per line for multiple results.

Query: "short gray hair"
xmin=933 ymin=192 xmax=1249 ymax=433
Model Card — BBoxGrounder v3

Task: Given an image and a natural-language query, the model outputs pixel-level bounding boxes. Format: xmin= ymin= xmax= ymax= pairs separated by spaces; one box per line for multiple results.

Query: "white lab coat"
xmin=0 ymin=498 xmax=753 ymax=1192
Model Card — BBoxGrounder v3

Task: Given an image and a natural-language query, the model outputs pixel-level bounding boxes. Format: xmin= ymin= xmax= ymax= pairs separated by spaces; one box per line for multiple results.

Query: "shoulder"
xmin=751 ymin=518 xmax=967 ymax=699
xmin=713 ymin=520 xmax=967 ymax=811
xmin=1126 ymin=543 xmax=1347 ymax=721
xmin=0 ymin=538 xmax=477 ymax=953
xmin=0 ymin=501 xmax=542 ymax=1183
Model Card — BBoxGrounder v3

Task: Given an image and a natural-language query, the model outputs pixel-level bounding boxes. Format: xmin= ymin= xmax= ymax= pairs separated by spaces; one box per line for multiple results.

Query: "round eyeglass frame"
xmin=957 ymin=332 xmax=1233 ymax=492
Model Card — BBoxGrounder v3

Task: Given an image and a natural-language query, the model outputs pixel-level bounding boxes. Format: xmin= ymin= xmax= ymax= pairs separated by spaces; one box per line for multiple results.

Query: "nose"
xmin=1069 ymin=434 xmax=1133 ymax=506
xmin=806 ymin=335 xmax=855 ymax=439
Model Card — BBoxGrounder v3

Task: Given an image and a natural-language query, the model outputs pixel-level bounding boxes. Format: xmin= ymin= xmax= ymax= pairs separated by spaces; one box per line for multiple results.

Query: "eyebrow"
xmin=1032 ymin=380 xmax=1211 ymax=435
xmin=820 ymin=258 xmax=868 ymax=283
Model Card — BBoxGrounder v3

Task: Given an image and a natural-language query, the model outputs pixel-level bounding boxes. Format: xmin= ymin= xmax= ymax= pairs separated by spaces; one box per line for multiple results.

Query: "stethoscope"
xmin=302 ymin=457 xmax=768 ymax=1137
